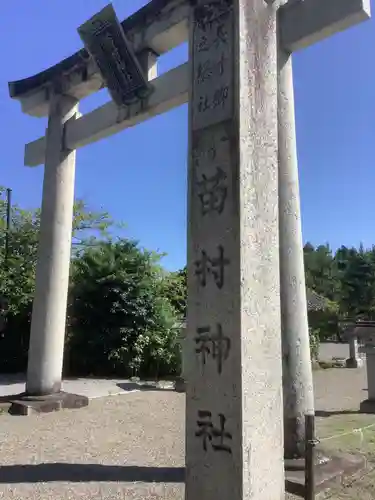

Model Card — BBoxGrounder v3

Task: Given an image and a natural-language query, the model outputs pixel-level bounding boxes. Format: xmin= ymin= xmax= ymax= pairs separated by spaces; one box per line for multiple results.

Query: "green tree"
xmin=335 ymin=245 xmax=375 ymax=319
xmin=0 ymin=187 xmax=116 ymax=372
xmin=66 ymin=239 xmax=181 ymax=378
xmin=0 ymin=187 xmax=115 ymax=313
xmin=160 ymin=266 xmax=187 ymax=318
xmin=304 ymin=243 xmax=339 ymax=301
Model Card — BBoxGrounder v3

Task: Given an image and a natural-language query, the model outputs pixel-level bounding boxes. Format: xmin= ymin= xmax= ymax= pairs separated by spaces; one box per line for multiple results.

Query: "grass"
xmin=320 ymin=466 xmax=375 ymax=499
xmin=0 ymin=399 xmax=11 ymax=414
xmin=315 ymin=413 xmax=375 ymax=499
xmin=317 ymin=413 xmax=375 ymax=450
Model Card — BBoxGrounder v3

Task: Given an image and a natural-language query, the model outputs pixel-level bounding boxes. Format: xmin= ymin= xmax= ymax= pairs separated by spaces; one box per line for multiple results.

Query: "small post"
xmin=175 ymin=321 xmax=186 ymax=393
xmin=305 ymin=413 xmax=316 ymax=500
xmin=4 ymin=187 xmax=12 ymax=264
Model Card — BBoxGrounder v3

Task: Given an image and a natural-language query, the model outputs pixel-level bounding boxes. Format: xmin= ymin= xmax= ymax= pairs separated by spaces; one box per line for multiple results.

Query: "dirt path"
xmin=0 ymin=367 xmax=371 ymax=499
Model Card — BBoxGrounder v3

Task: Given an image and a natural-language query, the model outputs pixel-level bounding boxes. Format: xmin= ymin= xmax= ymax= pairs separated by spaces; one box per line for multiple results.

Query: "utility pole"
xmin=0 ymin=187 xmax=11 ymax=334
xmin=4 ymin=187 xmax=12 ymax=264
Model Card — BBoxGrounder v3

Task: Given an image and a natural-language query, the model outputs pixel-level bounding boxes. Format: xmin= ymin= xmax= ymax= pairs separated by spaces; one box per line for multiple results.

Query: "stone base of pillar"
xmin=285 ymin=453 xmax=366 ymax=497
xmin=346 ymin=357 xmax=364 ymax=369
xmin=360 ymin=398 xmax=375 ymax=414
xmin=174 ymin=376 xmax=186 ymax=393
xmin=7 ymin=391 xmax=89 ymax=416
xmin=285 ymin=451 xmax=330 ymax=472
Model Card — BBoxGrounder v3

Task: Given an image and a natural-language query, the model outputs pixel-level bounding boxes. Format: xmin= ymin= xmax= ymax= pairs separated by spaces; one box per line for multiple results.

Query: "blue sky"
xmin=1 ymin=1 xmax=375 ymax=271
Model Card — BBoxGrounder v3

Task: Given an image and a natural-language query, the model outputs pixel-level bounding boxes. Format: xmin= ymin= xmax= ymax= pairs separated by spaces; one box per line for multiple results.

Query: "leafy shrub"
xmin=66 ymin=239 xmax=181 ymax=378
xmin=309 ymin=327 xmax=320 ymax=361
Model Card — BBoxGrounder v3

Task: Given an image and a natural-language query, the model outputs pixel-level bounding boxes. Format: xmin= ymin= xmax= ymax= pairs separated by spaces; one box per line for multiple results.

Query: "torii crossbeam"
xmin=9 ymin=0 xmax=370 ymax=168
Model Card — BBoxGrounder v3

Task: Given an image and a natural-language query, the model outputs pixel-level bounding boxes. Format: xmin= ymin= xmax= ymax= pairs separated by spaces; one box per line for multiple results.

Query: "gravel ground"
xmin=313 ymin=365 xmax=367 ymax=413
xmin=0 ymin=374 xmax=175 ymax=399
xmin=0 ymin=391 xmax=185 ymax=499
xmin=0 ymin=367 xmax=369 ymax=499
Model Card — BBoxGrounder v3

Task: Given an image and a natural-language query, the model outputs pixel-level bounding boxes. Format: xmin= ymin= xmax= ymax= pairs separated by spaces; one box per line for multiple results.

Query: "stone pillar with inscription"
xmin=185 ymin=1 xmax=284 ymax=499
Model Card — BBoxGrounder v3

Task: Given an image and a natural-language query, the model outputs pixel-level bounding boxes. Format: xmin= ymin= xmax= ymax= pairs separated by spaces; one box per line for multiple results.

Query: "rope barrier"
xmin=318 ymin=422 xmax=375 ymax=444
xmin=305 ymin=417 xmax=375 ymax=499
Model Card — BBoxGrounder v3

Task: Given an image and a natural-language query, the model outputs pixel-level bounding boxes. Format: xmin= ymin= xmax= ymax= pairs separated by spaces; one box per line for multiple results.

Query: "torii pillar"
xmin=277 ymin=0 xmax=370 ymax=459
xmin=7 ymin=3 xmax=159 ymax=414
xmin=25 ymin=91 xmax=79 ymax=397
xmin=7 ymin=91 xmax=91 ymax=415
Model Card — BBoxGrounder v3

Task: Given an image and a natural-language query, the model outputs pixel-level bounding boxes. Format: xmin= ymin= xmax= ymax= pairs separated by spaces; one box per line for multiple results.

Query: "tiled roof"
xmin=306 ymin=289 xmax=328 ymax=312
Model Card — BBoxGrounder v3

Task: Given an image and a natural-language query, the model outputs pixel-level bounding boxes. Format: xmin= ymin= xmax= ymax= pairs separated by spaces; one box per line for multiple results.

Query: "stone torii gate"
xmin=8 ymin=0 xmax=370 ymax=498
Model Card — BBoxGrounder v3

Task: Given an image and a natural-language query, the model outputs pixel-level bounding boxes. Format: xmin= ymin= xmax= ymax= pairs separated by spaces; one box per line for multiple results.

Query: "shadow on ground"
xmin=315 ymin=410 xmax=363 ymax=418
xmin=116 ymin=383 xmax=173 ymax=392
xmin=0 ymin=374 xmax=25 ymax=386
xmin=0 ymin=463 xmax=185 ymax=483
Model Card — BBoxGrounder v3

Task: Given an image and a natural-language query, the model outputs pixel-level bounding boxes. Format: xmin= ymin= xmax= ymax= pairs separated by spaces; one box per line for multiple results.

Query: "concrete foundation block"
xmin=8 ymin=391 xmax=89 ymax=416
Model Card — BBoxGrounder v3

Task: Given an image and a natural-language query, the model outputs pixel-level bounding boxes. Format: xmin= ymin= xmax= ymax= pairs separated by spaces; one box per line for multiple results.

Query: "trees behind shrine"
xmin=304 ymin=243 xmax=375 ymax=333
xmin=0 ymin=187 xmax=183 ymax=376
xmin=2 ymin=186 xmax=375 ymax=375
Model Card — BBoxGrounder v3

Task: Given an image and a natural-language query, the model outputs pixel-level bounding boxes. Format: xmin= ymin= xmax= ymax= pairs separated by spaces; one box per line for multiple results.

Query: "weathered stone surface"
xmin=346 ymin=357 xmax=364 ymax=369
xmin=185 ymin=1 xmax=284 ymax=498
xmin=345 ymin=336 xmax=364 ymax=368
xmin=278 ymin=0 xmax=371 ymax=460
xmin=278 ymin=47 xmax=315 ymax=460
xmin=26 ymin=93 xmax=78 ymax=397
xmin=25 ymin=63 xmax=188 ymax=167
xmin=362 ymin=344 xmax=375 ymax=402
xmin=8 ymin=392 xmax=89 ymax=416
xmin=174 ymin=377 xmax=186 ymax=393
xmin=285 ymin=453 xmax=366 ymax=497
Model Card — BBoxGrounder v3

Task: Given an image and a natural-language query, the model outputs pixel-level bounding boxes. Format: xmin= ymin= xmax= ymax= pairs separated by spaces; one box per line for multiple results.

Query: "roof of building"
xmin=306 ymin=288 xmax=329 ymax=312
xmin=8 ymin=0 xmax=174 ymax=99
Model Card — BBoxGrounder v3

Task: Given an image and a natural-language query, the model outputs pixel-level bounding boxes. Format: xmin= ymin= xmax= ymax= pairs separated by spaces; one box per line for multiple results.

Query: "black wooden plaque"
xmin=78 ymin=3 xmax=151 ymax=107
